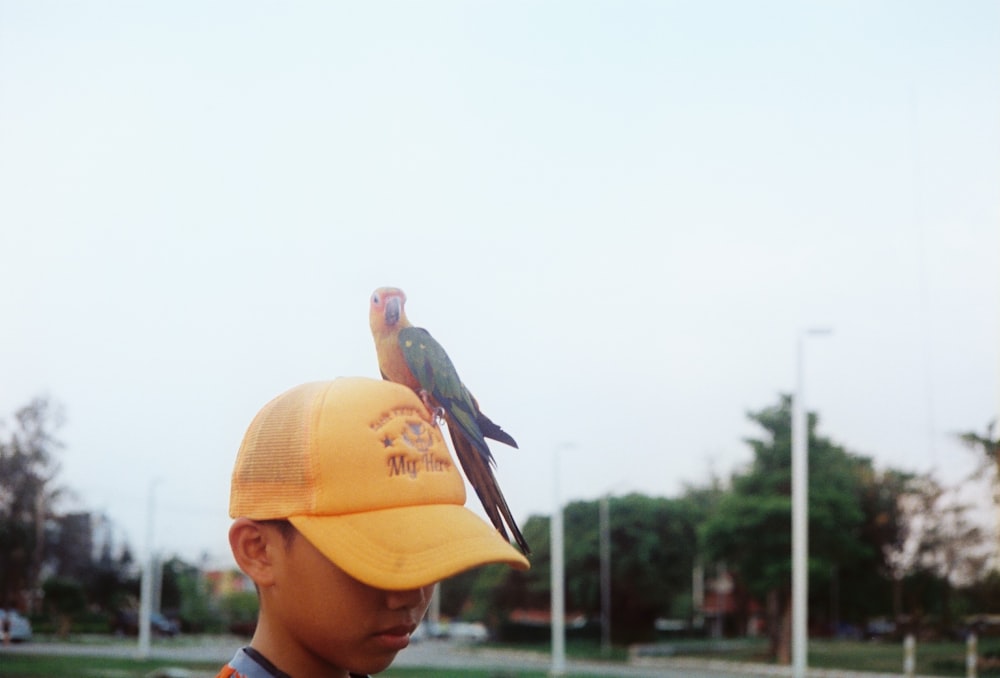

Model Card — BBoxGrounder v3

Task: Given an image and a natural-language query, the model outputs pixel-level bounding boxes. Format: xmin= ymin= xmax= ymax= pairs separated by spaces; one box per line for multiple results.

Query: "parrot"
xmin=369 ymin=286 xmax=530 ymax=555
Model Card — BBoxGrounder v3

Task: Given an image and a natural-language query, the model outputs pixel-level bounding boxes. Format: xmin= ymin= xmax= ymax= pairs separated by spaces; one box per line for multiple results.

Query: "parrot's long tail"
xmin=448 ymin=421 xmax=531 ymax=555
xmin=467 ymin=391 xmax=518 ymax=450
xmin=477 ymin=411 xmax=518 ymax=449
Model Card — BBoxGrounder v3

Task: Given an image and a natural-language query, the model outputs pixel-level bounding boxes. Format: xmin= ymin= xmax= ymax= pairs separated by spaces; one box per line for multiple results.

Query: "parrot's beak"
xmin=385 ymin=296 xmax=401 ymax=326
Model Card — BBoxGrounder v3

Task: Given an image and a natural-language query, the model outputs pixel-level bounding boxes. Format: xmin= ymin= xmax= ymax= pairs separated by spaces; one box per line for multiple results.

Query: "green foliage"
xmin=599 ymin=494 xmax=701 ymax=640
xmin=169 ymin=559 xmax=224 ymax=632
xmin=42 ymin=576 xmax=87 ymax=637
xmin=699 ymin=394 xmax=909 ymax=658
xmin=468 ymin=494 xmax=703 ymax=643
xmin=962 ymin=570 xmax=1000 ymax=612
xmin=0 ymin=397 xmax=64 ymax=607
xmin=42 ymin=576 xmax=86 ymax=616
xmin=0 ymin=520 xmax=33 ymax=604
xmin=457 ymin=393 xmax=951 ymax=646
xmin=0 ymin=397 xmax=146 ymax=627
xmin=465 ymin=562 xmax=514 ymax=623
xmin=85 ymin=540 xmax=136 ymax=613
xmin=465 ymin=516 xmax=551 ymax=625
xmin=219 ymin=590 xmax=258 ymax=628
xmin=833 ymin=466 xmax=913 ymax=622
xmin=0 ymin=654 xmax=221 ymax=678
xmin=438 ymin=569 xmax=472 ymax=617
xmin=702 ymin=493 xmax=791 ymax=596
xmin=957 ymin=419 xmax=999 ymax=467
xmin=703 ymin=395 xmax=886 ymax=588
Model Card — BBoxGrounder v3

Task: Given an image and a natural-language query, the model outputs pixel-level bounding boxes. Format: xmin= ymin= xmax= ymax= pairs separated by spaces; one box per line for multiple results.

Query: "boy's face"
xmin=260 ymin=523 xmax=434 ymax=677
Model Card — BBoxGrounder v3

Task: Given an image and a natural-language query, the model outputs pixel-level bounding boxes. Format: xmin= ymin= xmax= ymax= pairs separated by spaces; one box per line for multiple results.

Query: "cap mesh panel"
xmin=231 ymin=382 xmax=322 ymax=517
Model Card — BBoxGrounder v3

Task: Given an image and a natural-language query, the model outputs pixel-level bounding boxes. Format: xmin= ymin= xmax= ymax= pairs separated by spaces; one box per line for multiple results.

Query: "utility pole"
xmin=599 ymin=494 xmax=611 ymax=655
xmin=792 ymin=328 xmax=832 ymax=677
xmin=138 ymin=478 xmax=161 ymax=659
xmin=550 ymin=443 xmax=573 ymax=677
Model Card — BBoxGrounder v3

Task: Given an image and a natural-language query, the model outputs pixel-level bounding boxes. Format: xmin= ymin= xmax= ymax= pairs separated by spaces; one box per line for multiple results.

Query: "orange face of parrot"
xmin=369 ymin=287 xmax=409 ymax=332
xmin=369 ymin=286 xmax=419 ymax=389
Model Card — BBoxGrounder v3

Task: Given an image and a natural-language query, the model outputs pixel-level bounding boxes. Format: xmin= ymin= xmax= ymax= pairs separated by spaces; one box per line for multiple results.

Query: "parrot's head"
xmin=369 ymin=287 xmax=408 ymax=333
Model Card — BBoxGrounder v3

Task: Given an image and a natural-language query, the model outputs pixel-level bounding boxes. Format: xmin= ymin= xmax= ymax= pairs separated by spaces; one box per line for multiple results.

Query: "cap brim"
xmin=289 ymin=504 xmax=530 ymax=590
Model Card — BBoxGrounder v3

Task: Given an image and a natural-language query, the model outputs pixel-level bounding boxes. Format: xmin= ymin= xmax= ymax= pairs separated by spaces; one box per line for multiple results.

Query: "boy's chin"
xmin=351 ymin=651 xmax=403 ymax=676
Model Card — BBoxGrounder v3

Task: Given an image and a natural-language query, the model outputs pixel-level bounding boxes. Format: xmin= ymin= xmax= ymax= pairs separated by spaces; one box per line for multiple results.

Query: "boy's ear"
xmin=229 ymin=518 xmax=277 ymax=587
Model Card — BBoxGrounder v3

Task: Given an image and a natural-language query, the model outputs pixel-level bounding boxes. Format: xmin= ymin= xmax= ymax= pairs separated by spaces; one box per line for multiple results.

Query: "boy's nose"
xmin=385 ymin=584 xmax=431 ymax=611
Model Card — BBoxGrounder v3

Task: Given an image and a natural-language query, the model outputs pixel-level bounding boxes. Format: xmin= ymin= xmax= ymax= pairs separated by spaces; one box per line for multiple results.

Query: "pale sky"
xmin=1 ymin=2 xmax=998 ymax=565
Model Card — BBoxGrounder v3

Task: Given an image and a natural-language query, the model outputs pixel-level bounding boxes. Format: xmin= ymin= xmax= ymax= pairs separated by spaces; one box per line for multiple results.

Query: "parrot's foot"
xmin=418 ymin=389 xmax=447 ymax=425
xmin=418 ymin=389 xmax=433 ymax=409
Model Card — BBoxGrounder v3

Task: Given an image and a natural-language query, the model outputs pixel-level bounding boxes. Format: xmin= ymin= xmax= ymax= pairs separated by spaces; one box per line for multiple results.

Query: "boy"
xmin=217 ymin=377 xmax=530 ymax=678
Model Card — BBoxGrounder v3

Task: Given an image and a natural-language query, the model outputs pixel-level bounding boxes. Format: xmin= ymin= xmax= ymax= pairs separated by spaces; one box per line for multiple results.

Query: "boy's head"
xmin=230 ymin=376 xmax=529 ymax=588
xmin=226 ymin=377 xmax=528 ymax=676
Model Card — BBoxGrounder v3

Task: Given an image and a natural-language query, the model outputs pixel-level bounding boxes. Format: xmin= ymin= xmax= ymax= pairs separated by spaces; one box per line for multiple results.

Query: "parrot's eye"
xmin=372 ymin=293 xmax=380 ymax=305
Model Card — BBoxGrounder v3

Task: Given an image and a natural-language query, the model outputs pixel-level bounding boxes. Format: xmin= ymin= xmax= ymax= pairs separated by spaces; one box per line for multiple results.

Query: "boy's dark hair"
xmin=259 ymin=519 xmax=297 ymax=549
xmin=251 ymin=520 xmax=298 ymax=597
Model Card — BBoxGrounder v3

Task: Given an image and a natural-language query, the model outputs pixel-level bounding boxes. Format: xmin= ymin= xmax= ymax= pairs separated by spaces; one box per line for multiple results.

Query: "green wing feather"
xmin=397 ymin=326 xmax=529 ymax=554
xmin=398 ymin=327 xmax=494 ymax=464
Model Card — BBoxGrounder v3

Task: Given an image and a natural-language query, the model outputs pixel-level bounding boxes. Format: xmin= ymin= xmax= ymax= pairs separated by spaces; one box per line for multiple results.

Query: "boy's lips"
xmin=373 ymin=623 xmax=417 ymax=651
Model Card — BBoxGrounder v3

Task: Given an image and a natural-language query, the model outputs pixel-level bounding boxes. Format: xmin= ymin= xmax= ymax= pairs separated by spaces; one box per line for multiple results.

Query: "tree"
xmin=42 ymin=577 xmax=86 ymax=638
xmin=595 ymin=494 xmax=702 ymax=641
xmin=468 ymin=515 xmax=550 ymax=627
xmin=885 ymin=475 xmax=991 ymax=632
xmin=471 ymin=494 xmax=703 ymax=643
xmin=85 ymin=535 xmax=135 ymax=614
xmin=219 ymin=590 xmax=258 ymax=635
xmin=958 ymin=419 xmax=1000 ymax=504
xmin=839 ymin=466 xmax=913 ymax=625
xmin=46 ymin=512 xmax=95 ymax=582
xmin=959 ymin=569 xmax=1000 ymax=616
xmin=701 ymin=395 xmax=871 ymax=663
xmin=165 ymin=558 xmax=221 ymax=632
xmin=0 ymin=399 xmax=144 ymax=624
xmin=0 ymin=397 xmax=65 ymax=611
xmin=438 ymin=567 xmax=486 ymax=619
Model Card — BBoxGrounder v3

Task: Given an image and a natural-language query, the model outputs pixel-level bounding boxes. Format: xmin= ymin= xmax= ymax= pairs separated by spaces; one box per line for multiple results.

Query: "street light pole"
xmin=550 ymin=445 xmax=566 ymax=677
xmin=138 ymin=478 xmax=161 ymax=660
xmin=551 ymin=443 xmax=575 ymax=678
xmin=599 ymin=494 xmax=611 ymax=656
xmin=792 ymin=328 xmax=831 ymax=678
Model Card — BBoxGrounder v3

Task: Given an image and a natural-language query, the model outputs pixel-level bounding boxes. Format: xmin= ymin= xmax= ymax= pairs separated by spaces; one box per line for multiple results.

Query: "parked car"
xmin=0 ymin=609 xmax=33 ymax=643
xmin=864 ymin=617 xmax=897 ymax=641
xmin=113 ymin=610 xmax=180 ymax=637
xmin=447 ymin=621 xmax=488 ymax=642
xmin=411 ymin=620 xmax=489 ymax=643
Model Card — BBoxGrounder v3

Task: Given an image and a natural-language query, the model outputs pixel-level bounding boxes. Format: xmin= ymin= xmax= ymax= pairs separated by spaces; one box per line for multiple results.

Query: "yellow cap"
xmin=230 ymin=377 xmax=529 ymax=589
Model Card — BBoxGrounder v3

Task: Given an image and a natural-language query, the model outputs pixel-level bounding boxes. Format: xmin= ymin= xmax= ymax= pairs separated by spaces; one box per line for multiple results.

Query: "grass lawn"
xmin=383 ymin=670 xmax=556 ymax=678
xmin=4 ymin=636 xmax=1000 ymax=677
xmin=490 ymin=638 xmax=629 ymax=662
xmin=656 ymin=636 xmax=1000 ymax=676
xmin=810 ymin=638 xmax=1000 ymax=676
xmin=0 ymin=654 xmax=221 ymax=678
xmin=0 ymin=654 xmax=558 ymax=678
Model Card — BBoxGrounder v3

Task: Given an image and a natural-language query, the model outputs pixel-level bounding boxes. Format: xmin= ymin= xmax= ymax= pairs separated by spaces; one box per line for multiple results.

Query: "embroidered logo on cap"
xmin=370 ymin=407 xmax=453 ymax=480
